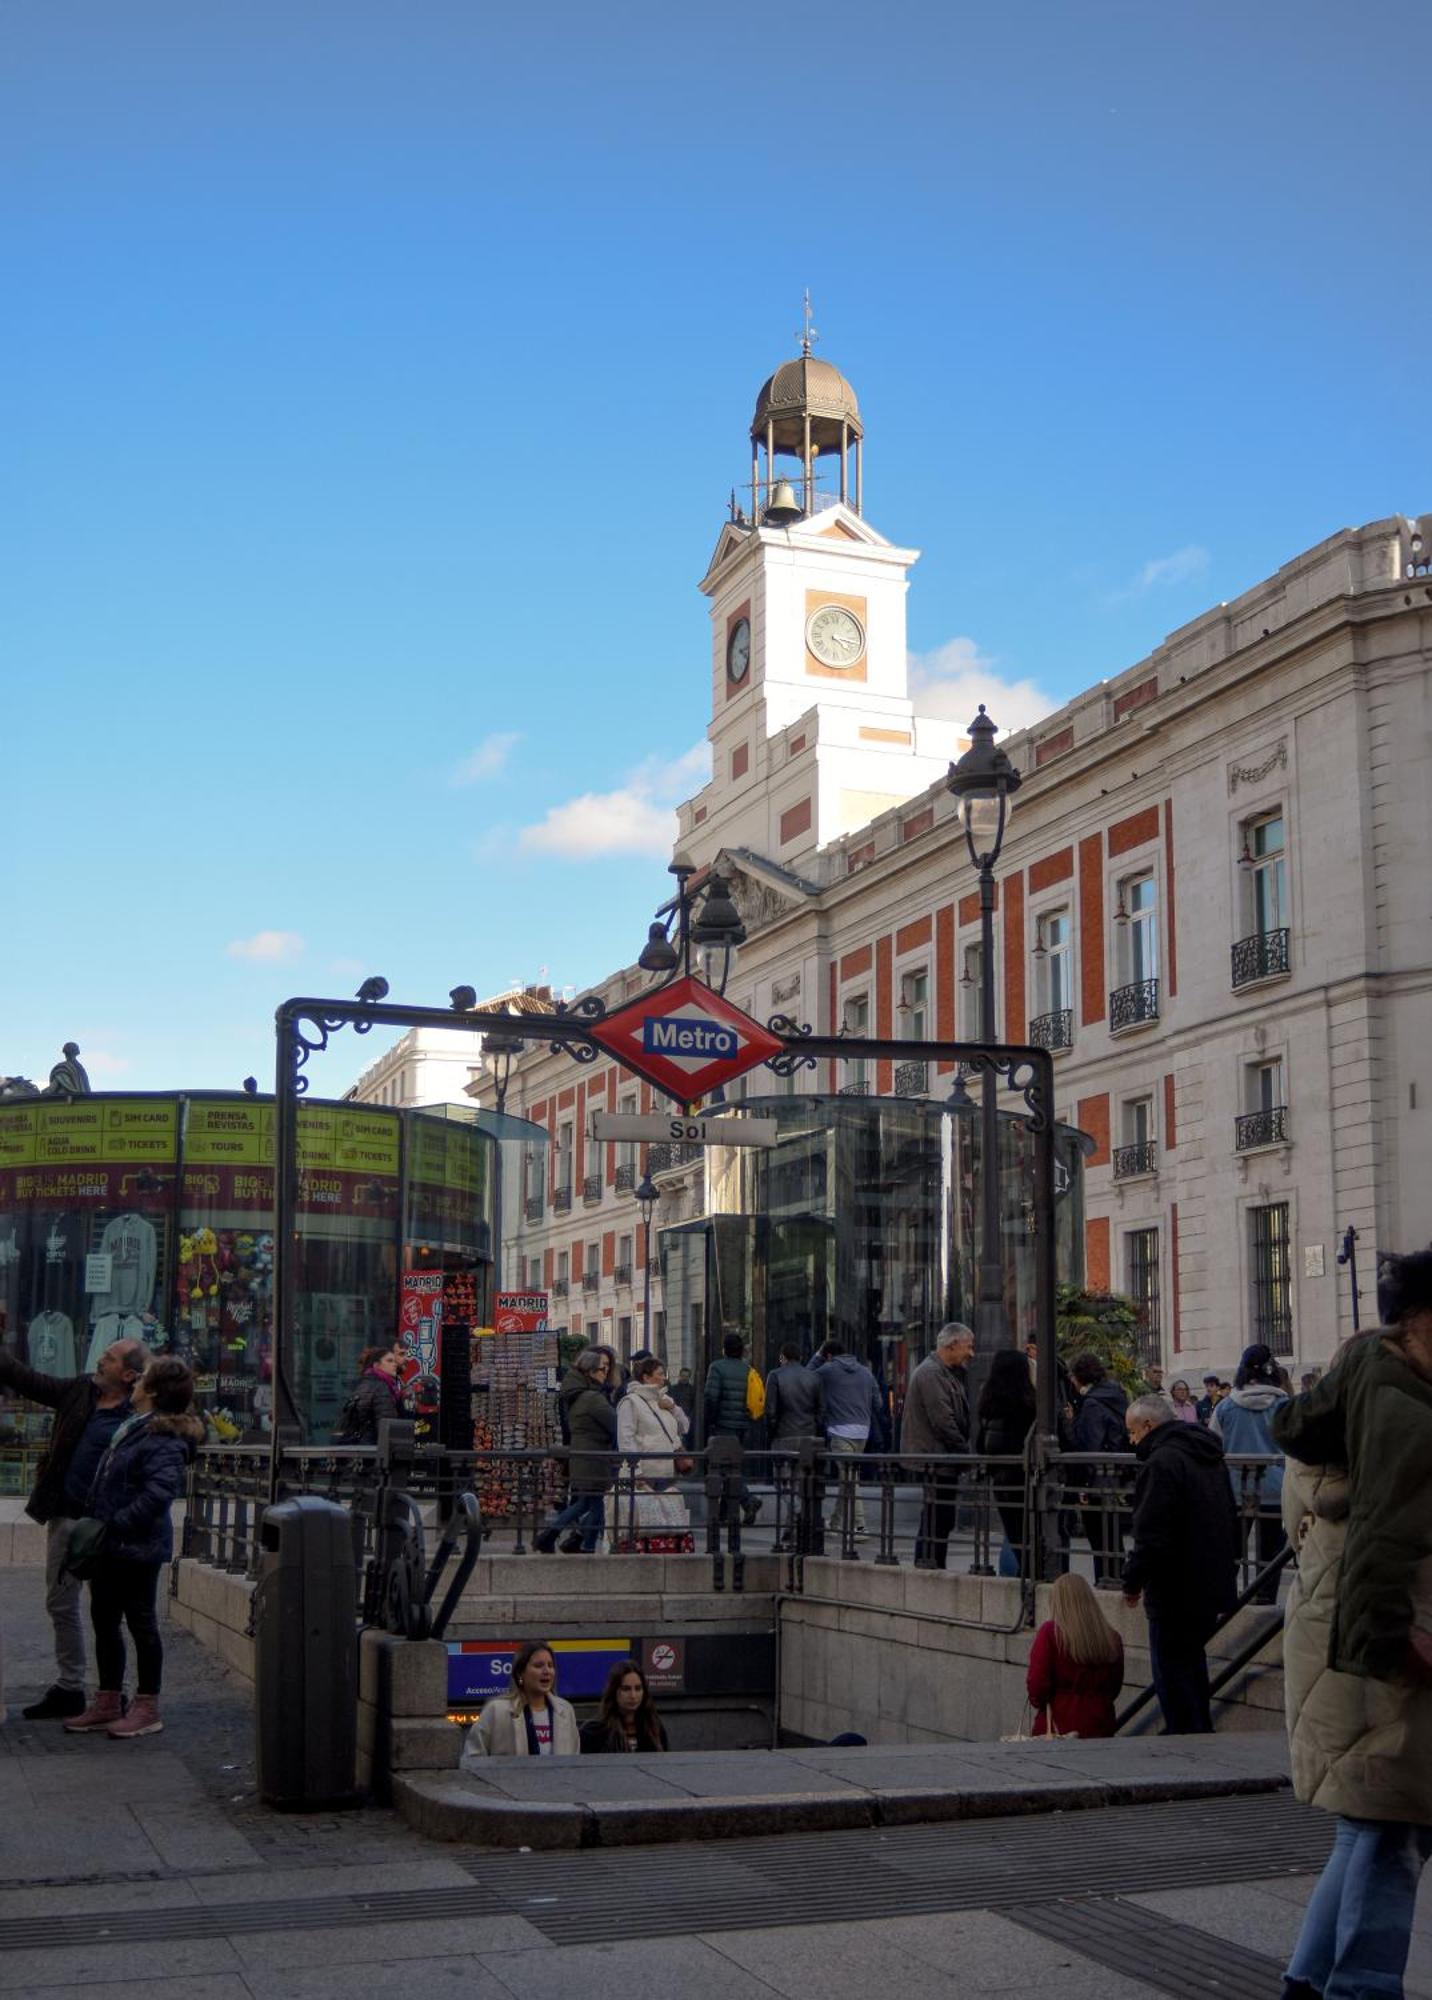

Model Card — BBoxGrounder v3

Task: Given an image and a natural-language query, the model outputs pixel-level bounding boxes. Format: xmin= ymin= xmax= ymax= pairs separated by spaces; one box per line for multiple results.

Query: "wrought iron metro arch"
xmin=271 ymin=987 xmax=1059 ymax=1482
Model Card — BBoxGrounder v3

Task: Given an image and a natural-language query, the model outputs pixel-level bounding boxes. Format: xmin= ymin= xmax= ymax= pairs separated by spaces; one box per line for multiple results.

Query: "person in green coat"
xmin=1273 ymin=1247 xmax=1432 ymax=2000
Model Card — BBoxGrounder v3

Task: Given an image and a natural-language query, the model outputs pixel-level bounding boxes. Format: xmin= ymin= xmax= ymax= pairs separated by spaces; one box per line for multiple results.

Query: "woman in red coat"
xmin=1026 ymin=1571 xmax=1125 ymax=1737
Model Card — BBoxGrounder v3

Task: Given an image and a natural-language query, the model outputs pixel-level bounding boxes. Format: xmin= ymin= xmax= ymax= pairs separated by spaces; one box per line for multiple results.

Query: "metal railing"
xmin=552 ymin=1184 xmax=573 ymax=1212
xmin=1028 ymin=1008 xmax=1073 ymax=1051
xmin=524 ymin=1193 xmax=544 ymax=1222
xmin=1110 ymin=978 xmax=1160 ymax=1030
xmin=1112 ymin=1140 xmax=1157 ymax=1179
xmin=646 ymin=1141 xmax=703 ymax=1172
xmin=1231 ymin=926 xmax=1290 ymax=989
xmin=581 ymin=1270 xmax=599 ymax=1293
xmin=582 ymin=1173 xmax=602 ymax=1204
xmin=182 ymin=1437 xmax=1288 ymax=1620
xmin=1236 ymin=1105 xmax=1289 ymax=1150
xmin=613 ymin=1262 xmax=632 ymax=1287
xmin=838 ymin=1080 xmax=870 ymax=1096
xmin=550 ymin=1277 xmax=569 ymax=1297
xmin=893 ymin=1060 xmax=928 ymax=1095
xmin=614 ymin=1163 xmax=636 ymax=1192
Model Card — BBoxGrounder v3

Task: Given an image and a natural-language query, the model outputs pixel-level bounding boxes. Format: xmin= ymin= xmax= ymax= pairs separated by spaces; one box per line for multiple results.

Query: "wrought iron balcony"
xmin=1109 ymin=978 xmax=1159 ymax=1032
xmin=550 ymin=1277 xmax=568 ymax=1298
xmin=893 ymin=1060 xmax=928 ymax=1096
xmin=1231 ymin=927 xmax=1290 ymax=990
xmin=614 ymin=1163 xmax=636 ymax=1192
xmin=1029 ymin=1008 xmax=1074 ymax=1052
xmin=838 ymin=1080 xmax=870 ymax=1096
xmin=646 ymin=1142 xmax=704 ymax=1173
xmin=552 ymin=1185 xmax=573 ymax=1213
xmin=524 ymin=1194 xmax=544 ymax=1222
xmin=1236 ymin=1105 xmax=1289 ymax=1151
xmin=1113 ymin=1141 xmax=1158 ymax=1180
xmin=582 ymin=1173 xmax=602 ymax=1205
xmin=613 ymin=1263 xmax=632 ymax=1288
xmin=581 ymin=1270 xmax=600 ymax=1293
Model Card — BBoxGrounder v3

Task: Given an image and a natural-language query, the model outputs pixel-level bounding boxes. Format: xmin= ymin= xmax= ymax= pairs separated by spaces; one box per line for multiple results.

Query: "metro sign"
xmin=586 ymin=974 xmax=785 ymax=1108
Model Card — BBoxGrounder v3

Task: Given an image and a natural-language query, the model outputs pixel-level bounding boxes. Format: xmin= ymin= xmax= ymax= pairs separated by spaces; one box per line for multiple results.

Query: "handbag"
xmin=1000 ymin=1703 xmax=1065 ymax=1743
xmin=61 ymin=1516 xmax=109 ymax=1579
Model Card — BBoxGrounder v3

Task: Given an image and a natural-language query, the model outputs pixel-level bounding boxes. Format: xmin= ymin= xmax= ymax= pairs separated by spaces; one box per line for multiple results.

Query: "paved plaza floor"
xmin=2 ymin=1563 xmax=1429 ymax=2000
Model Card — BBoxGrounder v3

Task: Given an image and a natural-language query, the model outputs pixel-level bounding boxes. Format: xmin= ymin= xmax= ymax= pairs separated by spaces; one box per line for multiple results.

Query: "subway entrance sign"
xmin=586 ymin=974 xmax=784 ymax=1107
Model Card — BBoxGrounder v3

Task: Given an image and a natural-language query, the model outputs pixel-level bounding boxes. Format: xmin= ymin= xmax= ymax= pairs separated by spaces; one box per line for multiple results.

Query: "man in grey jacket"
xmin=900 ymin=1323 xmax=974 ymax=1570
xmin=764 ymin=1343 xmax=825 ymax=1448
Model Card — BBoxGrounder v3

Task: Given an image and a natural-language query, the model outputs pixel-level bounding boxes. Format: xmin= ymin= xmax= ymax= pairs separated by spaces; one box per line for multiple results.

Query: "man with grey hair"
xmin=1123 ymin=1389 xmax=1240 ymax=1733
xmin=900 ymin=1324 xmax=974 ymax=1570
xmin=0 ymin=1334 xmax=150 ymax=1717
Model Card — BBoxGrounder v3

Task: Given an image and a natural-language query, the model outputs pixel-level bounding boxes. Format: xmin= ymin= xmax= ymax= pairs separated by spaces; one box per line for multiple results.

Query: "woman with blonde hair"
xmin=1025 ymin=1571 xmax=1125 ymax=1737
xmin=460 ymin=1640 xmax=580 ymax=1765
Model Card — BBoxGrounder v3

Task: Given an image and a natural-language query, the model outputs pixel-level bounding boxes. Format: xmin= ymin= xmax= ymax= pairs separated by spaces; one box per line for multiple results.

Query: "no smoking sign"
xmin=642 ymin=1636 xmax=685 ymax=1692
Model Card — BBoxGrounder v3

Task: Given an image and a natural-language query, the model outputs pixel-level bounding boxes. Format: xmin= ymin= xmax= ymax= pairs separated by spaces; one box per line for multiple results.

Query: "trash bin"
xmin=255 ymin=1494 xmax=360 ymax=1810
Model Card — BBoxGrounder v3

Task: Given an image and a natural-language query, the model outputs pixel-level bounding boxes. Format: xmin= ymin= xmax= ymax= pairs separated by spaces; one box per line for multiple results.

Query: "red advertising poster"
xmin=493 ymin=1289 xmax=549 ymax=1335
xmin=399 ymin=1272 xmax=444 ymax=1381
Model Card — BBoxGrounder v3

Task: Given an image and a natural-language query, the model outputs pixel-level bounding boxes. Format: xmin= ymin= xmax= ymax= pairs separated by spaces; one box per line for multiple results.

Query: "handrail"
xmin=1113 ymin=1543 xmax=1294 ymax=1732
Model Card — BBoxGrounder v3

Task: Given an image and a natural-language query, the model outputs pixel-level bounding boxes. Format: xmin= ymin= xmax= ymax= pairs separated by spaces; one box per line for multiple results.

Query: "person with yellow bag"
xmin=703 ymin=1330 xmax=762 ymax=1526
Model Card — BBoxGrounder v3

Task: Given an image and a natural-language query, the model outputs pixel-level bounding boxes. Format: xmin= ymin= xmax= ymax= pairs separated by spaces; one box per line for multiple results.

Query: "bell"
xmin=764 ymin=478 xmax=803 ymax=525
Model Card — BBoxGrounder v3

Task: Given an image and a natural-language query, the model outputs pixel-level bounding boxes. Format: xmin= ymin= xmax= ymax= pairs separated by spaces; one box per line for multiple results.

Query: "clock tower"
xmin=678 ymin=331 xmax=962 ymax=868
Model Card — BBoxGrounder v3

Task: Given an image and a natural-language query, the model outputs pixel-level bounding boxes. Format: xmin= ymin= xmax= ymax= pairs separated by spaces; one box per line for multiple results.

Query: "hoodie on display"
xmin=27 ymin=1310 xmax=78 ymax=1378
xmin=84 ymin=1312 xmax=146 ymax=1375
xmin=90 ymin=1213 xmax=158 ymax=1317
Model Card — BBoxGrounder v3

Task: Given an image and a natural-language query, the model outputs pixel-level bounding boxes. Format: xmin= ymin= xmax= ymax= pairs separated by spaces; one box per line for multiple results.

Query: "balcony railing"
xmin=1232 ymin=927 xmax=1290 ymax=990
xmin=552 ymin=1185 xmax=573 ymax=1213
xmin=581 ymin=1271 xmax=600 ymax=1294
xmin=838 ymin=1079 xmax=870 ymax=1096
xmin=1113 ymin=1141 xmax=1158 ymax=1180
xmin=614 ymin=1163 xmax=636 ymax=1192
xmin=1236 ymin=1105 xmax=1289 ymax=1151
xmin=893 ymin=1060 xmax=928 ymax=1096
xmin=524 ymin=1194 xmax=544 ymax=1222
xmin=1109 ymin=978 xmax=1159 ymax=1032
xmin=647 ymin=1142 xmax=703 ymax=1173
xmin=550 ymin=1277 xmax=568 ymax=1298
xmin=583 ymin=1173 xmax=602 ymax=1205
xmin=613 ymin=1263 xmax=632 ymax=1288
xmin=1028 ymin=1008 xmax=1074 ymax=1052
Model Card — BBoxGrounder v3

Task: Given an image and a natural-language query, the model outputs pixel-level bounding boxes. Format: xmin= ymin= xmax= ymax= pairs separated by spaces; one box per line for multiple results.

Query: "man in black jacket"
xmin=763 ymin=1343 xmax=825 ymax=1449
xmin=0 ymin=1336 xmax=148 ymax=1717
xmin=1065 ymin=1353 xmax=1130 ymax=1586
xmin=1123 ymin=1391 xmax=1240 ymax=1733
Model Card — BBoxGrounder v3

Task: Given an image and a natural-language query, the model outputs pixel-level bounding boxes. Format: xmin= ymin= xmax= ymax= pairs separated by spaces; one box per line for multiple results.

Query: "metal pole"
xmin=975 ymin=860 xmax=1007 ymax=1351
xmin=1339 ymin=1223 xmax=1361 ymax=1331
xmin=643 ymin=1210 xmax=653 ymax=1354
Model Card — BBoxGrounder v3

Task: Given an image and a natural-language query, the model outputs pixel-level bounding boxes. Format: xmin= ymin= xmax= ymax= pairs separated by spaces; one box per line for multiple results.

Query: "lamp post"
xmin=639 ymin=856 xmax=746 ymax=995
xmin=636 ymin=1170 xmax=661 ymax=1358
xmin=947 ymin=705 xmax=1023 ymax=1350
xmin=457 ymin=992 xmax=525 ymax=1291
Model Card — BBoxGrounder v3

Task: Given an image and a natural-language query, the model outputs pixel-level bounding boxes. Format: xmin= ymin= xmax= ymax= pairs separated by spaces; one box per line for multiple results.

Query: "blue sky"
xmin=4 ymin=1 xmax=1427 ymax=1097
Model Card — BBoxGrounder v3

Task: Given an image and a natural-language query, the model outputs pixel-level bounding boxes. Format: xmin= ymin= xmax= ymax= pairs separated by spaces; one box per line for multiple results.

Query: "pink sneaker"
xmin=63 ymin=1690 xmax=125 ymax=1733
xmin=107 ymin=1694 xmax=163 ymax=1739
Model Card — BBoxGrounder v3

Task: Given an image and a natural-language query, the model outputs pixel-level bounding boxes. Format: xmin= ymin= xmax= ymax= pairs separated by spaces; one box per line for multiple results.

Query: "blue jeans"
xmin=1288 ymin=1816 xmax=1432 ymax=1999
xmin=545 ymin=1492 xmax=605 ymax=1551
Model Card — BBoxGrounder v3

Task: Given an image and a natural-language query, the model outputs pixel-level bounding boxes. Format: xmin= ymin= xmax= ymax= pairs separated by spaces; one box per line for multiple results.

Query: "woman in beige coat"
xmin=460 ymin=1641 xmax=580 ymax=1767
xmin=1276 ymin=1259 xmax=1432 ymax=2000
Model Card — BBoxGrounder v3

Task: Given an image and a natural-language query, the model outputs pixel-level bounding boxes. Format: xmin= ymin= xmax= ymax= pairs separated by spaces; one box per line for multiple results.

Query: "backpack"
xmin=745 ymin=1368 xmax=766 ymax=1420
xmin=332 ymin=1391 xmax=366 ymax=1445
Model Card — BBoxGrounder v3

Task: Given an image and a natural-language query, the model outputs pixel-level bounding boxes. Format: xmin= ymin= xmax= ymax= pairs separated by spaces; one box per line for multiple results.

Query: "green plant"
xmin=1055 ymin=1281 xmax=1144 ymax=1396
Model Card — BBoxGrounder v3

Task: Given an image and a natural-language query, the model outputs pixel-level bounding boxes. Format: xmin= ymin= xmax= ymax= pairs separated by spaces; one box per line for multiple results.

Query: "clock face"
xmin=806 ymin=604 xmax=866 ymax=669
xmin=727 ymin=616 xmax=751 ymax=682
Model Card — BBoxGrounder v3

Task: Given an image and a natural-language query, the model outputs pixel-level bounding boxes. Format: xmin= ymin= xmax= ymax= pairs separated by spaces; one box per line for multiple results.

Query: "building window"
xmin=1126 ymin=1227 xmax=1161 ymax=1372
xmin=1111 ymin=876 xmax=1159 ymax=1028
xmin=960 ymin=941 xmax=991 ymax=1039
xmin=530 ymin=1256 xmax=542 ymax=1289
xmin=1031 ymin=911 xmax=1074 ymax=1049
xmin=1250 ymin=1202 xmax=1293 ymax=1354
xmin=899 ymin=968 xmax=930 ymax=1040
xmin=1236 ymin=1057 xmax=1288 ymax=1150
xmin=586 ymin=1321 xmax=600 ymax=1343
xmin=1114 ymin=1096 xmax=1157 ymax=1178
xmin=556 ymin=1121 xmax=573 ymax=1192
xmin=556 ymin=1250 xmax=569 ymax=1286
xmin=1232 ymin=812 xmax=1291 ymax=986
xmin=618 ymin=1314 xmax=633 ymax=1356
xmin=842 ymin=992 xmax=870 ymax=1091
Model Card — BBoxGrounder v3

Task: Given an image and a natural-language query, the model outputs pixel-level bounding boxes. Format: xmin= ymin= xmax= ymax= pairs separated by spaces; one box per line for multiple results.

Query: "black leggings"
xmin=90 ymin=1558 xmax=164 ymax=1696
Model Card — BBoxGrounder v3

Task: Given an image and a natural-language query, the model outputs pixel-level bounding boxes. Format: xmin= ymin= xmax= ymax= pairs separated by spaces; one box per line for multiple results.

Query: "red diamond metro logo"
xmin=586 ymin=975 xmax=785 ymax=1108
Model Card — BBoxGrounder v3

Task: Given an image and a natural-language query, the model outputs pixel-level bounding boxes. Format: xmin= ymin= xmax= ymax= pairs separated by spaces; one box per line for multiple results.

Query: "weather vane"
xmin=798 ymin=288 xmax=818 ymax=357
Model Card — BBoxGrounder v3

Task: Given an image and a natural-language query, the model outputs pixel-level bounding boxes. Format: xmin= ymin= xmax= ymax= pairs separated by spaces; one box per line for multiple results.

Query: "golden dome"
xmin=751 ymin=355 xmax=863 ymax=453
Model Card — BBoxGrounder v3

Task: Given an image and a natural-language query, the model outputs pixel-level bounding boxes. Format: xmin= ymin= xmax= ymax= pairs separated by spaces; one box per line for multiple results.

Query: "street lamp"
xmin=636 ymin=1170 xmax=661 ymax=1358
xmin=639 ymin=857 xmax=746 ymax=995
xmin=947 ymin=704 xmax=1023 ymax=1350
xmin=465 ymin=998 xmax=527 ymax=1292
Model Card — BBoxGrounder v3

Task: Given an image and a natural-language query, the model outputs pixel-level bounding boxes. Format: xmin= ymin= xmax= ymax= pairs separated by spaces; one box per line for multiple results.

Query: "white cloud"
xmin=452 ymin=732 xmax=521 ymax=785
xmin=226 ymin=930 xmax=305 ymax=963
xmin=328 ymin=956 xmax=366 ymax=976
xmin=908 ymin=636 xmax=1056 ymax=737
xmin=1109 ymin=544 xmax=1210 ymax=601
xmin=518 ymin=743 xmax=712 ymax=862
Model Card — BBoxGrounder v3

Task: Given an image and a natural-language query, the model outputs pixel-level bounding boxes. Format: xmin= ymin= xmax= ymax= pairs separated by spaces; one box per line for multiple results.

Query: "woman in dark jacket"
xmin=536 ymin=1349 xmax=616 ymax=1553
xmin=579 ymin=1658 xmax=670 ymax=1753
xmin=65 ymin=1357 xmax=204 ymax=1741
xmin=976 ymin=1350 xmax=1036 ymax=1573
xmin=333 ymin=1342 xmax=409 ymax=1444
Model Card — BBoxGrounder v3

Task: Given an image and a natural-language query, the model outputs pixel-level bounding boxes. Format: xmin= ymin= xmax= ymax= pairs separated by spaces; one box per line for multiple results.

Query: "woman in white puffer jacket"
xmin=613 ymin=1355 xmax=693 ymax=1553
